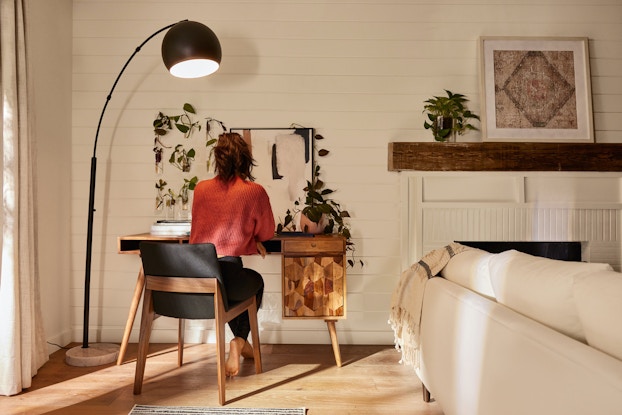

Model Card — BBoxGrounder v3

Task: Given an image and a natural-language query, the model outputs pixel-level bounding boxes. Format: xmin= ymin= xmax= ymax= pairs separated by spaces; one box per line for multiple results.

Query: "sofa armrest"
xmin=418 ymin=278 xmax=622 ymax=415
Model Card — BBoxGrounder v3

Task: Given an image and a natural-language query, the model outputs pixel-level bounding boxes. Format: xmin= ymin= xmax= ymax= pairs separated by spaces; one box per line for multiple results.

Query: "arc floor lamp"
xmin=65 ymin=20 xmax=222 ymax=366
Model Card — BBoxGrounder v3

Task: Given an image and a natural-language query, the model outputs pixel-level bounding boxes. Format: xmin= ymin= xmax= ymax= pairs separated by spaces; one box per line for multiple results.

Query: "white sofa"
xmin=417 ymin=248 xmax=622 ymax=415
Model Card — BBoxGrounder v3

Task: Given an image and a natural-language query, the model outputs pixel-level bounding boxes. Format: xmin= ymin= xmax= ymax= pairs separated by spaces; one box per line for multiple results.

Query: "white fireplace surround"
xmin=401 ymin=172 xmax=622 ymax=271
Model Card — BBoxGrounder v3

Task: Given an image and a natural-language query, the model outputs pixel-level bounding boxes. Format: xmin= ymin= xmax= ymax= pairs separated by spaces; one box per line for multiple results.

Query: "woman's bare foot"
xmin=225 ymin=338 xmax=254 ymax=377
xmin=241 ymin=340 xmax=254 ymax=359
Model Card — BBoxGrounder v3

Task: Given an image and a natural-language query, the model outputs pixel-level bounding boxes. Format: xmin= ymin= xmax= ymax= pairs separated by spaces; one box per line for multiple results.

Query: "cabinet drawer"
xmin=282 ymin=237 xmax=345 ymax=254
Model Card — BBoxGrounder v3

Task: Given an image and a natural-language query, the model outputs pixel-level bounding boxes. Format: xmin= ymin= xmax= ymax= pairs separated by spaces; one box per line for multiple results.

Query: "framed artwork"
xmin=229 ymin=127 xmax=314 ymax=222
xmin=479 ymin=36 xmax=594 ymax=142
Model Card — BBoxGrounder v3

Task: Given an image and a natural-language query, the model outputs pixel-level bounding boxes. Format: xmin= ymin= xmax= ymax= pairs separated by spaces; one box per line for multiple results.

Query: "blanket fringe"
xmin=388 ymin=243 xmax=470 ymax=370
xmin=388 ymin=307 xmax=421 ymax=369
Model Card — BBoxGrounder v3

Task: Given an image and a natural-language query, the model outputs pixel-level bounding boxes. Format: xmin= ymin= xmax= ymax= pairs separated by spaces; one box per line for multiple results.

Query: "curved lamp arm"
xmin=91 ymin=22 xmax=179 ymax=159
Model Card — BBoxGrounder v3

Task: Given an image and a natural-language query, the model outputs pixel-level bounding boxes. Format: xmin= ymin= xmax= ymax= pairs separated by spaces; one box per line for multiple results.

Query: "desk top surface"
xmin=117 ymin=232 xmax=345 ymax=254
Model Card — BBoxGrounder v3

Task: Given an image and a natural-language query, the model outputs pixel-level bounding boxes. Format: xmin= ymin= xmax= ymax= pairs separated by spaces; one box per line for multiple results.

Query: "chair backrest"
xmin=139 ymin=242 xmax=228 ymax=319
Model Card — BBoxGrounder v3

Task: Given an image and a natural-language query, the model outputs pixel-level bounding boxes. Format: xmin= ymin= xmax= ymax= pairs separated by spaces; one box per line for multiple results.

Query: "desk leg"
xmin=325 ymin=319 xmax=342 ymax=367
xmin=117 ymin=265 xmax=145 ymax=365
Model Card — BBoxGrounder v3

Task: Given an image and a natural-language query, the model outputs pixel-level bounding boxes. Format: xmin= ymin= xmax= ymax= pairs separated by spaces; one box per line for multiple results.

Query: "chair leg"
xmin=215 ymin=318 xmax=227 ymax=405
xmin=134 ymin=290 xmax=155 ymax=395
xmin=178 ymin=319 xmax=185 ymax=367
xmin=247 ymin=299 xmax=262 ymax=374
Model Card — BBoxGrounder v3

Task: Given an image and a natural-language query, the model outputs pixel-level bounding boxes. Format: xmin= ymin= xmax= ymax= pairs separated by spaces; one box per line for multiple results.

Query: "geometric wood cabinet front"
xmin=281 ymin=235 xmax=346 ymax=319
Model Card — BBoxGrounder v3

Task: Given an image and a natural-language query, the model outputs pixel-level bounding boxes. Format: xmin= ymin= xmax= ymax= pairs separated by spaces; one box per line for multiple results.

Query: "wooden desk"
xmin=117 ymin=233 xmax=346 ymax=366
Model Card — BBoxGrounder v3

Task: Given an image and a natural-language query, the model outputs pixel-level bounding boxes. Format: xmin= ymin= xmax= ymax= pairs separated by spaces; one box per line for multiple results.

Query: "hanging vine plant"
xmin=150 ymin=104 xmax=227 ymax=220
xmin=205 ymin=117 xmax=227 ymax=171
xmin=152 ymin=103 xmax=202 ymax=173
xmin=153 ymin=103 xmax=201 ymax=139
xmin=155 ymin=178 xmax=167 ymax=211
xmin=179 ymin=176 xmax=198 ymax=208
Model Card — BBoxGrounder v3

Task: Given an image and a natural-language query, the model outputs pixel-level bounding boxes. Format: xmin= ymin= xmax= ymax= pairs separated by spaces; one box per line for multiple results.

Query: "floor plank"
xmin=0 ymin=343 xmax=444 ymax=415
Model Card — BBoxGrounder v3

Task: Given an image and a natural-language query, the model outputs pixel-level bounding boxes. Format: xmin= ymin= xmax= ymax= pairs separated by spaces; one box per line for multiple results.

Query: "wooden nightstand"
xmin=281 ymin=235 xmax=346 ymax=366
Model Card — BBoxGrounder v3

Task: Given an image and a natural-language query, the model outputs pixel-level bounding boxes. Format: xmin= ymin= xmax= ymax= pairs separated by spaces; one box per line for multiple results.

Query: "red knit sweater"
xmin=190 ymin=176 xmax=275 ymax=256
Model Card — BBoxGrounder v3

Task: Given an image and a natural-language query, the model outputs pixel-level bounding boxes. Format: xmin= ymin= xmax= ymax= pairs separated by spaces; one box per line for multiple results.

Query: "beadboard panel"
xmin=524 ymin=176 xmax=622 ymax=203
xmin=404 ymin=173 xmax=622 ymax=271
xmin=69 ymin=0 xmax=622 ymax=345
xmin=422 ymin=176 xmax=522 ymax=203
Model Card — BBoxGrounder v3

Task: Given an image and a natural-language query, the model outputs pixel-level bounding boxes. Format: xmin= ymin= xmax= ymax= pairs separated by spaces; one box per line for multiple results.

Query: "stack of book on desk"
xmin=150 ymin=220 xmax=191 ymax=236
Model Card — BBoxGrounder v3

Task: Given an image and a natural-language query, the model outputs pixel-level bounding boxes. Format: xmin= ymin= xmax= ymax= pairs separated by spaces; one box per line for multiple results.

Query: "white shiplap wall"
xmin=70 ymin=0 xmax=622 ymax=345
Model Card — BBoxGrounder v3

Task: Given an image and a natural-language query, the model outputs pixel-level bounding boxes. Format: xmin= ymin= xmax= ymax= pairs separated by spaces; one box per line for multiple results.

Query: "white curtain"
xmin=0 ymin=0 xmax=48 ymax=396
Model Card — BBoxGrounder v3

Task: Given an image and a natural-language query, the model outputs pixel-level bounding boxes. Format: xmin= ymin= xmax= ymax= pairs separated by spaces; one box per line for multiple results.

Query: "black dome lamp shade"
xmin=162 ymin=20 xmax=222 ymax=78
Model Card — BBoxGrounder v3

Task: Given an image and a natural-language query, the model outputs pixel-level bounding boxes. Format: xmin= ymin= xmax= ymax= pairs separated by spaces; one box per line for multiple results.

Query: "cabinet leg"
xmin=422 ymin=383 xmax=431 ymax=402
xmin=325 ymin=319 xmax=342 ymax=367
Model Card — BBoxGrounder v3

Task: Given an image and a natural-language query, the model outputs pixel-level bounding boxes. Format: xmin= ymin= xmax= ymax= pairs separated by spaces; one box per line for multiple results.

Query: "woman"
xmin=190 ymin=132 xmax=275 ymax=377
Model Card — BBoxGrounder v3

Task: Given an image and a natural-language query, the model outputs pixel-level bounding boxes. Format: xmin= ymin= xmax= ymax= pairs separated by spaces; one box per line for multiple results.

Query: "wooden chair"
xmin=133 ymin=242 xmax=262 ymax=405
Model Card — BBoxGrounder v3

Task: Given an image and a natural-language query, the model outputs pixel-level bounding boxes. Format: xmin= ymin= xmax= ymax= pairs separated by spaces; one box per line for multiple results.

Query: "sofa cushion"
xmin=573 ymin=270 xmax=622 ymax=360
xmin=488 ymin=250 xmax=613 ymax=343
xmin=441 ymin=248 xmax=496 ymax=300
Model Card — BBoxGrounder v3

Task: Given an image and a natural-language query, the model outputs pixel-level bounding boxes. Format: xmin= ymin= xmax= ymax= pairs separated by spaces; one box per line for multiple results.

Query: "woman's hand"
xmin=256 ymin=241 xmax=267 ymax=258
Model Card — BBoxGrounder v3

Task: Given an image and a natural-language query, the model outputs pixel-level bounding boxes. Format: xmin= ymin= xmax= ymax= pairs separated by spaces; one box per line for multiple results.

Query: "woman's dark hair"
xmin=213 ymin=132 xmax=256 ymax=181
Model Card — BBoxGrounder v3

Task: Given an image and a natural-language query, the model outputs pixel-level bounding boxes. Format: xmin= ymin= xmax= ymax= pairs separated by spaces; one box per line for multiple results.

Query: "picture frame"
xmin=229 ymin=127 xmax=314 ymax=223
xmin=479 ymin=36 xmax=594 ymax=142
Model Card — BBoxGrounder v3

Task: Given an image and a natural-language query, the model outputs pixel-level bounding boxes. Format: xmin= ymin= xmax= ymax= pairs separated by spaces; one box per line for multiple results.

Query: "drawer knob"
xmin=311 ymin=242 xmax=317 ymax=247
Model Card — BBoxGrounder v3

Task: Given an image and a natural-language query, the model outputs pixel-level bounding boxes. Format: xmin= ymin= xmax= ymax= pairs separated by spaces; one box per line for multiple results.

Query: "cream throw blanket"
xmin=389 ymin=242 xmax=470 ymax=369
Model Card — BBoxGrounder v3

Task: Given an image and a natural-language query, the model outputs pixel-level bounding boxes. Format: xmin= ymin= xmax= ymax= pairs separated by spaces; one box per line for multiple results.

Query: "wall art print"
xmin=229 ymin=127 xmax=314 ymax=224
xmin=479 ymin=37 xmax=594 ymax=142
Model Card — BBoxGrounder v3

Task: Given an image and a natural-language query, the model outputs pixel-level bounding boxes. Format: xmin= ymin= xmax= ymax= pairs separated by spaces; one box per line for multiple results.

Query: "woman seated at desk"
xmin=190 ymin=132 xmax=275 ymax=377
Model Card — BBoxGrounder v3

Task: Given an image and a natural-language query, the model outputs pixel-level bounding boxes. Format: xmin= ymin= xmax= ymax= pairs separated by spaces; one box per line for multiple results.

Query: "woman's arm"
xmin=256 ymin=241 xmax=267 ymax=258
xmin=254 ymin=186 xmax=276 ymax=242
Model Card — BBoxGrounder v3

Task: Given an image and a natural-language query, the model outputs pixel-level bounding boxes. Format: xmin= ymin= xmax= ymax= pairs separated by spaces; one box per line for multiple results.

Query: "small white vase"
xmin=299 ymin=214 xmax=326 ymax=234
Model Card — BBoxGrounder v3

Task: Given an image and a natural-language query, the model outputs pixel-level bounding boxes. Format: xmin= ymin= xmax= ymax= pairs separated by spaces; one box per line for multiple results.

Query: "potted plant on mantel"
xmin=423 ymin=89 xmax=480 ymax=142
xmin=276 ymin=131 xmax=363 ymax=267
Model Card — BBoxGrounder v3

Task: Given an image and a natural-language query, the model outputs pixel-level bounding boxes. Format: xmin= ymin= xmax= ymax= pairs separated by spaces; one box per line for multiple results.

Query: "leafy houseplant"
xmin=299 ymin=164 xmax=350 ymax=234
xmin=276 ymin=132 xmax=362 ymax=267
xmin=423 ymin=90 xmax=480 ymax=142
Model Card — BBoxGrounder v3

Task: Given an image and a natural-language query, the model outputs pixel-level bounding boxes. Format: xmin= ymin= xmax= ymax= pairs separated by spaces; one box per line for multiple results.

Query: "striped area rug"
xmin=128 ymin=405 xmax=306 ymax=415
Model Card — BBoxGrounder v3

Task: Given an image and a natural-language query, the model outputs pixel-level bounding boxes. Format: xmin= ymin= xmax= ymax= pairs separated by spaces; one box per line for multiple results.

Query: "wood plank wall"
xmin=69 ymin=0 xmax=622 ymax=346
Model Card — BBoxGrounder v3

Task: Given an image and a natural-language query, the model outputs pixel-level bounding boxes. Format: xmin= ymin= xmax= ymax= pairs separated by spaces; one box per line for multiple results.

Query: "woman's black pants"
xmin=218 ymin=256 xmax=264 ymax=340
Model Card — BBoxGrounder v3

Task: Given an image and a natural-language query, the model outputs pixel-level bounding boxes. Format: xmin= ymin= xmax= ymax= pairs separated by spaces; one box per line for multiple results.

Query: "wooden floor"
xmin=0 ymin=343 xmax=443 ymax=415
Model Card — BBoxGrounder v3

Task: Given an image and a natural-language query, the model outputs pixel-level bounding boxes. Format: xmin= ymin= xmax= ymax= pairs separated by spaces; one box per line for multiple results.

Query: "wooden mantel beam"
xmin=388 ymin=142 xmax=622 ymax=172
